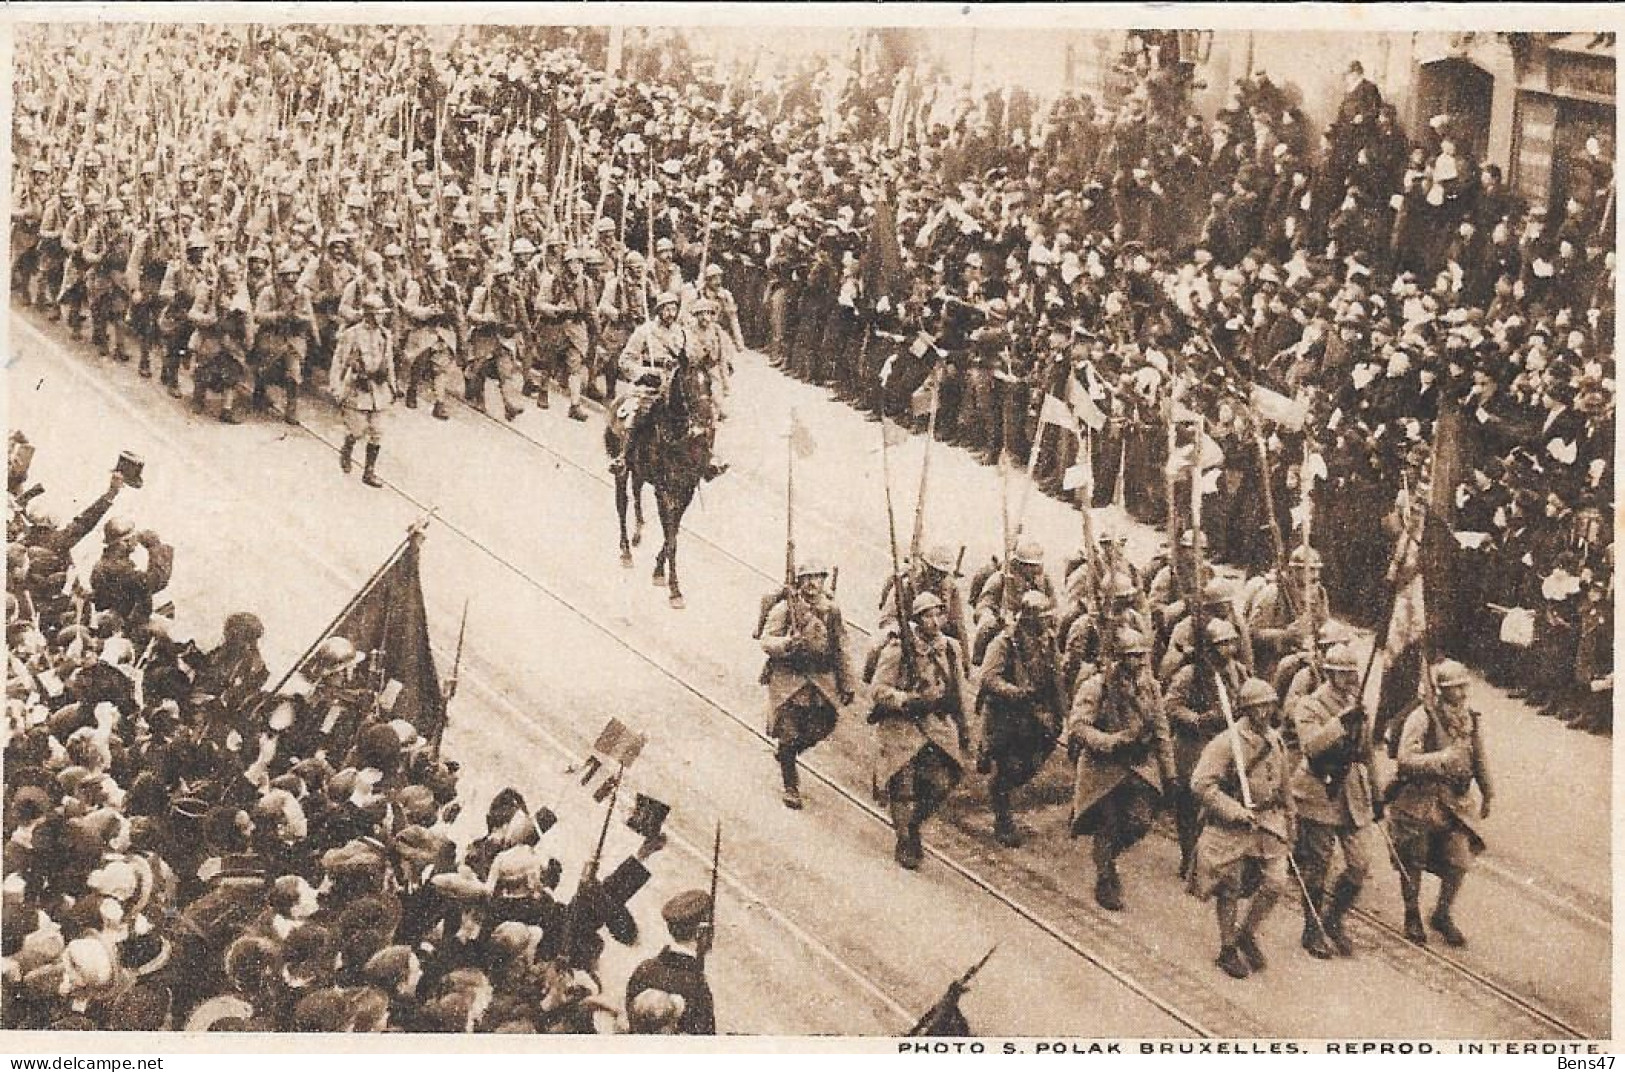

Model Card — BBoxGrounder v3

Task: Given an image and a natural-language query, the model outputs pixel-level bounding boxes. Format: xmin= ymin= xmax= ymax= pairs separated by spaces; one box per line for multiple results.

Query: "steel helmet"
xmin=1322 ymin=644 xmax=1360 ymax=673
xmin=910 ymin=592 xmax=945 ymax=618
xmin=1202 ymin=579 xmax=1234 ymax=606
xmin=1011 ymin=538 xmax=1045 ymax=566
xmin=581 ymin=248 xmax=606 ymax=268
xmin=315 ymin=636 xmax=357 ymax=666
xmin=1116 ymin=628 xmax=1151 ymax=656
xmin=1178 ymin=528 xmax=1209 ymax=549
xmin=1290 ymin=545 xmax=1324 ymax=568
xmin=655 ymin=291 xmax=680 ymax=310
xmin=1237 ymin=677 xmax=1278 ymax=709
xmin=562 ymin=246 xmax=584 ymax=263
xmin=922 ymin=543 xmax=958 ymax=574
xmin=1108 ymin=572 xmax=1138 ymax=600
xmin=1205 ymin=618 xmax=1239 ymax=644
xmin=704 ymin=263 xmax=724 ymax=279
xmin=1433 ymin=659 xmax=1471 ymax=688
xmin=692 ymin=297 xmax=718 ymax=315
xmin=795 ymin=559 xmax=829 ymax=579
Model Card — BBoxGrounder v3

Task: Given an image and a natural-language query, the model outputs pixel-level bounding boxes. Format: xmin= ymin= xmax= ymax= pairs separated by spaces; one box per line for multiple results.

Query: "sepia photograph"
xmin=1 ymin=2 xmax=1615 ymax=1051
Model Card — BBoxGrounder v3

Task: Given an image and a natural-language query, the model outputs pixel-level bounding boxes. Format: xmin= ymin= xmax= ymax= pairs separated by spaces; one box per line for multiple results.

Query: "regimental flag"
xmin=287 ymin=535 xmax=445 ymax=741
xmin=1376 ymin=481 xmax=1428 ymax=729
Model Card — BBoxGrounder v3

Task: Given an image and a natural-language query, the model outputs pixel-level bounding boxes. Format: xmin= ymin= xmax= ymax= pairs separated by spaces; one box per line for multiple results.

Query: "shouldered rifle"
xmin=699 ymin=821 xmax=721 ymax=971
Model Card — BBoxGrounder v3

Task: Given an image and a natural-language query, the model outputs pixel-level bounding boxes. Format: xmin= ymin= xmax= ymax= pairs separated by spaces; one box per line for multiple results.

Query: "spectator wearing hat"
xmin=625 ymin=889 xmax=714 ymax=1035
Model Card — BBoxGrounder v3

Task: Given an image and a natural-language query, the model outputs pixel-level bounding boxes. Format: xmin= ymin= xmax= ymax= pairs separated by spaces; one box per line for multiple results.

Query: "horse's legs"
xmin=615 ymin=467 xmax=633 ymax=567
xmin=631 ymin=472 xmax=645 ymax=547
xmin=665 ymin=489 xmax=690 ymax=609
xmin=651 ymin=489 xmax=668 ymax=586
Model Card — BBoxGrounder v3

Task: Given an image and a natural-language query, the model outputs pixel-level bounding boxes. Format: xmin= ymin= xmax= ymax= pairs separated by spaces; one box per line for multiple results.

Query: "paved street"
xmin=10 ymin=305 xmax=1607 ymax=1038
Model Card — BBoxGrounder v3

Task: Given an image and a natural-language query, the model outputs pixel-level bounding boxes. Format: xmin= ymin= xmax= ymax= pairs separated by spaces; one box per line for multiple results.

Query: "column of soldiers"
xmin=13 ymin=137 xmax=744 ymax=492
xmin=759 ymin=503 xmax=1492 ymax=979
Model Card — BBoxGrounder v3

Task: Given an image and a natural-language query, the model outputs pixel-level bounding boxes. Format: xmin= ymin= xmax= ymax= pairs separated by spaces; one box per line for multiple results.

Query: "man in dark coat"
xmin=625 ymin=890 xmax=715 ymax=1035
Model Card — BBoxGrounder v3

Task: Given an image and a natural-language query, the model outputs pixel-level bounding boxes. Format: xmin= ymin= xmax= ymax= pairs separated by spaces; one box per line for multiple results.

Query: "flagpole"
xmin=266 ymin=525 xmax=419 ymax=696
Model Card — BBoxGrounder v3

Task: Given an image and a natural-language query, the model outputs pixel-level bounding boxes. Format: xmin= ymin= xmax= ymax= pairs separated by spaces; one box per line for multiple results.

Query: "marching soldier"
xmin=1386 ymin=659 xmax=1493 ymax=948
xmin=1165 ymin=617 xmax=1249 ymax=877
xmin=551 ymin=246 xmax=599 ymax=422
xmin=971 ymin=538 xmax=1055 ymax=665
xmin=1273 ymin=622 xmax=1348 ymax=711
xmin=306 ymin=231 xmax=359 ymax=382
xmin=869 ymin=592 xmax=970 ymax=870
xmin=1288 ymin=643 xmax=1374 ymax=959
xmin=875 ymin=543 xmax=969 ymax=663
xmin=126 ymin=205 xmax=178 ymax=380
xmin=56 ymin=188 xmax=92 ymax=338
xmin=399 ymin=251 xmax=462 ymax=420
xmin=758 ymin=560 xmax=854 ymax=810
xmin=1147 ymin=528 xmax=1209 ymax=620
xmin=975 ymin=589 xmax=1064 ymax=848
xmin=699 ymin=262 xmax=746 ymax=356
xmin=1159 ymin=579 xmax=1253 ymax=682
xmin=1245 ymin=545 xmax=1331 ymax=678
xmin=1061 ymin=570 xmax=1150 ymax=699
xmin=87 ymin=195 xmax=137 ymax=360
xmin=249 ymin=257 xmax=316 ymax=423
xmin=465 ymin=257 xmax=528 ymax=421
xmin=687 ymin=297 xmax=736 ymax=422
xmin=34 ymin=180 xmax=75 ymax=313
xmin=188 ymin=255 xmax=253 ymax=424
xmin=1066 ymin=628 xmax=1175 ymax=910
xmin=157 ymin=230 xmax=212 ymax=396
xmin=513 ymin=236 xmax=555 ymax=409
xmin=1189 ymin=676 xmax=1295 ymax=980
xmin=331 ymin=293 xmax=399 ymax=488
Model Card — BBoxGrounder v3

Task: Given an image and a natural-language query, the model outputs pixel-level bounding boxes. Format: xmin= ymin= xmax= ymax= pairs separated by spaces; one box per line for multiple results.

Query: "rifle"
xmin=442 ymin=598 xmax=469 ymax=703
xmin=1253 ymin=426 xmax=1299 ymax=621
xmin=557 ymin=767 xmax=621 ymax=968
xmin=879 ymin=365 xmax=919 ymax=688
xmin=1213 ymin=671 xmax=1253 ymax=810
xmin=906 ymin=946 xmax=997 ymax=1037
xmin=699 ymin=821 xmax=721 ymax=971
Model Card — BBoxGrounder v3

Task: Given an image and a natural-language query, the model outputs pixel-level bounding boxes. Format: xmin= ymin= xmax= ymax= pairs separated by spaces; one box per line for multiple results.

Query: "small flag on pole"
xmin=1038 ymin=393 xmax=1077 ymax=432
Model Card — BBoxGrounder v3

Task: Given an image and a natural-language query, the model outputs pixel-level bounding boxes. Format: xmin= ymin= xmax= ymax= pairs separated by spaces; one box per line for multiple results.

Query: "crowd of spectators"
xmin=4 ymin=435 xmax=698 ymax=1033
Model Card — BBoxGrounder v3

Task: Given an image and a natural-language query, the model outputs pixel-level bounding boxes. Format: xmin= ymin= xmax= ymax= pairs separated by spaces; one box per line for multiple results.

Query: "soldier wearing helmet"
xmin=1386 ymin=658 xmax=1493 ymax=948
xmin=1190 ymin=676 xmax=1295 ymax=981
xmin=400 ymin=250 xmax=462 ymax=420
xmin=1245 ymin=543 xmax=1331 ymax=678
xmin=546 ymin=244 xmax=600 ymax=421
xmin=1273 ymin=621 xmax=1351 ymax=710
xmin=650 ymin=234 xmax=683 ymax=295
xmin=1287 ymin=642 xmax=1374 ymax=960
xmin=685 ymin=293 xmax=735 ymax=422
xmin=970 ymin=537 xmax=1055 ymax=665
xmin=87 ymin=194 xmax=137 ymax=363
xmin=609 ymin=291 xmax=691 ymax=477
xmin=32 ymin=181 xmax=75 ymax=314
xmin=250 ymin=257 xmax=317 ymax=423
xmin=55 ymin=187 xmax=94 ymax=338
xmin=1147 ymin=528 xmax=1209 ymax=621
xmin=272 ymin=634 xmax=370 ymax=760
xmin=1163 ymin=614 xmax=1250 ymax=878
xmin=331 ymin=293 xmax=399 ymax=488
xmin=464 ymin=256 xmax=528 ymax=421
xmin=1061 ymin=569 xmax=1152 ymax=700
xmin=875 ymin=542 xmax=968 ymax=670
xmin=975 ymin=587 xmax=1064 ymax=848
xmin=1159 ymin=577 xmax=1255 ymax=682
xmin=126 ymin=203 xmax=181 ymax=382
xmin=869 ymin=590 xmax=971 ymax=870
xmin=156 ymin=228 xmax=214 ymax=395
xmin=309 ymin=230 xmax=360 ymax=382
xmin=187 ymin=246 xmax=254 ymax=425
xmin=758 ymin=559 xmax=853 ymax=811
xmin=1066 ymin=626 xmax=1175 ymax=911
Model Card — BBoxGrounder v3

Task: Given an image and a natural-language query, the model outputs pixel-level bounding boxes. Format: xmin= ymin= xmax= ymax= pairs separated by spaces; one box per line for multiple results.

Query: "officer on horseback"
xmin=611 ymin=290 xmax=726 ymax=482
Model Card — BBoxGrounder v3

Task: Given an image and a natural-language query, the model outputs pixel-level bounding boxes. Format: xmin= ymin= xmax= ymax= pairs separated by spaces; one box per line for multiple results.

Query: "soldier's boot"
xmin=567 ymin=369 xmax=588 ymax=421
xmin=190 ymin=380 xmax=208 ymax=414
xmin=890 ymin=799 xmax=922 ymax=871
xmin=219 ymin=388 xmax=241 ymax=425
xmin=339 ymin=435 xmax=357 ymax=475
xmin=250 ymin=380 xmax=269 ymax=412
xmin=1322 ymin=875 xmax=1361 ymax=956
xmin=1093 ymin=855 xmax=1125 ymax=912
xmin=1300 ymin=885 xmax=1335 ymax=959
xmin=1430 ymin=870 xmax=1467 ymax=948
xmin=1174 ymin=794 xmax=1199 ymax=880
xmin=465 ymin=374 xmax=486 ymax=412
xmin=283 ymin=383 xmax=300 ymax=425
xmin=990 ymin=781 xmax=1022 ymax=848
xmin=362 ymin=443 xmax=384 ymax=488
xmin=1236 ymin=888 xmax=1278 ymax=972
xmin=138 ymin=349 xmax=153 ymax=378
xmin=1400 ymin=877 xmax=1427 ymax=945
xmin=432 ymin=401 xmax=450 ymax=421
xmin=777 ymin=745 xmax=803 ymax=811
xmin=1214 ymin=895 xmax=1250 ymax=979
xmin=404 ymin=377 xmax=418 ymax=409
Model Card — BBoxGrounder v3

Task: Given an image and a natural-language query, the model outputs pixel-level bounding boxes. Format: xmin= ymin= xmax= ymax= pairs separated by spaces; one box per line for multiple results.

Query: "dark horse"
xmin=604 ymin=359 xmax=714 ymax=609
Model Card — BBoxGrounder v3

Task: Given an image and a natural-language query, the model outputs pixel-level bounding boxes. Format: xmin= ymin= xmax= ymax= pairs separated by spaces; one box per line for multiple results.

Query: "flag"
xmin=1068 ymin=376 xmax=1107 ymax=432
xmin=1376 ymin=485 xmax=1427 ymax=732
xmin=1037 ymin=393 xmax=1077 ymax=432
xmin=789 ymin=411 xmax=818 ymax=459
xmin=908 ymin=379 xmax=937 ymax=417
xmin=291 ymin=537 xmax=445 ymax=740
xmin=1250 ymin=384 xmax=1308 ymax=431
xmin=572 ymin=716 xmax=649 ymax=802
